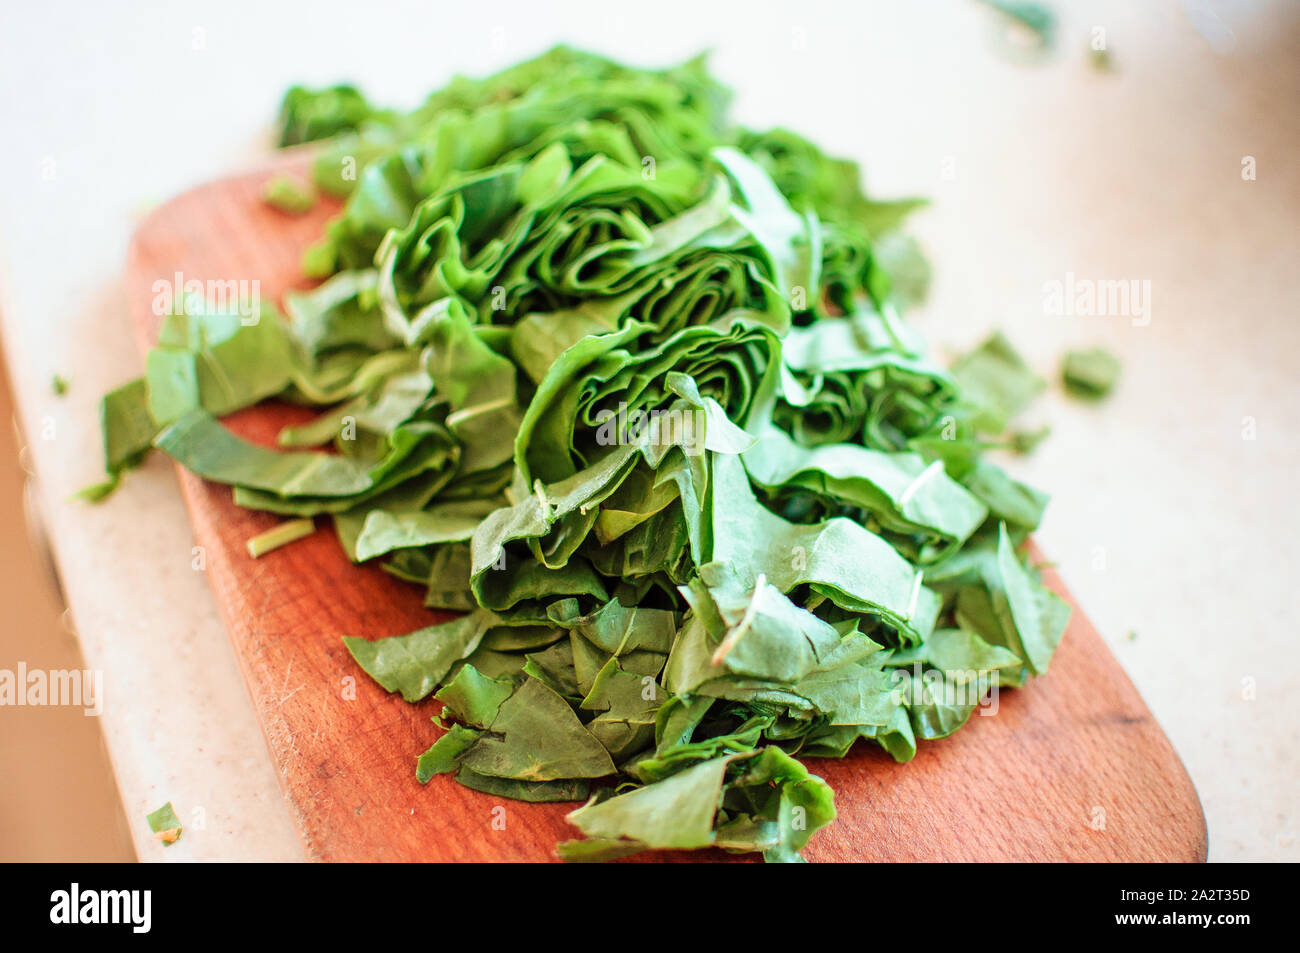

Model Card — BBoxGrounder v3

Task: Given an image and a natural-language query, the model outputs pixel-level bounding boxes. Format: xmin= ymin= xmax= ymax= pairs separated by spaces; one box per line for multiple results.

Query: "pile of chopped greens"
xmin=94 ymin=47 xmax=1067 ymax=862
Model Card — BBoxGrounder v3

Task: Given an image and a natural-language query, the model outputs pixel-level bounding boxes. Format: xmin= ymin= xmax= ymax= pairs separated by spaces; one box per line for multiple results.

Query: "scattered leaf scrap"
xmin=145 ymin=801 xmax=182 ymax=845
xmin=1063 ymin=346 xmax=1121 ymax=398
xmin=263 ymin=173 xmax=317 ymax=215
xmin=246 ymin=517 xmax=316 ymax=557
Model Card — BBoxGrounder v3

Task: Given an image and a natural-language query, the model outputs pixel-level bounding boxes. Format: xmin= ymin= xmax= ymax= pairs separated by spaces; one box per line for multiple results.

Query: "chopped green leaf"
xmin=1089 ymin=44 xmax=1115 ymax=72
xmin=1062 ymin=346 xmax=1121 ymax=398
xmin=263 ymin=173 xmax=317 ymax=214
xmin=245 ymin=518 xmax=316 ymax=558
xmin=952 ymin=332 xmax=1045 ymax=431
xmin=277 ymin=84 xmax=381 ymax=147
xmin=78 ymin=377 xmax=159 ymax=500
xmin=979 ymin=1 xmax=1057 ymax=50
xmin=145 ymin=801 xmax=182 ymax=845
xmin=1007 ymin=424 xmax=1051 ymax=454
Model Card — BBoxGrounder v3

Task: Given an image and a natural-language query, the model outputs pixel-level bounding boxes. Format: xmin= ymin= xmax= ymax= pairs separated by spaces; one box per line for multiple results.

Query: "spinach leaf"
xmin=1062 ymin=346 xmax=1121 ymax=398
xmin=951 ymin=331 xmax=1045 ymax=431
xmin=263 ymin=174 xmax=317 ymax=214
xmin=145 ymin=801 xmax=183 ymax=845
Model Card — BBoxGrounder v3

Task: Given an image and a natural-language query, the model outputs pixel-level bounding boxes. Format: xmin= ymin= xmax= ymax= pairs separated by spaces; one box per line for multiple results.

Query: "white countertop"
xmin=0 ymin=0 xmax=1294 ymax=861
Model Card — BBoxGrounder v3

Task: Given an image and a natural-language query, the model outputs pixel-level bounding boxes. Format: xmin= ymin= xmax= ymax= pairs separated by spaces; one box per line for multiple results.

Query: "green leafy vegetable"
xmin=1089 ymin=42 xmax=1116 ymax=72
xmin=978 ymin=1 xmax=1057 ymax=51
xmin=93 ymin=46 xmax=1069 ymax=862
xmin=951 ymin=331 xmax=1045 ymax=431
xmin=1062 ymin=346 xmax=1121 ymax=398
xmin=277 ymin=84 xmax=384 ymax=147
xmin=1007 ymin=424 xmax=1050 ymax=454
xmin=79 ymin=377 xmax=159 ymax=501
xmin=145 ymin=801 xmax=182 ymax=845
xmin=246 ymin=518 xmax=316 ymax=558
xmin=560 ymin=746 xmax=833 ymax=862
xmin=263 ymin=173 xmax=317 ymax=215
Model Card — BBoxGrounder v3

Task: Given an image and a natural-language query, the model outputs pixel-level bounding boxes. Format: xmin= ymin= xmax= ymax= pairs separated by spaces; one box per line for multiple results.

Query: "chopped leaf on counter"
xmin=1089 ymin=43 xmax=1116 ymax=72
xmin=1062 ymin=346 xmax=1121 ymax=398
xmin=1007 ymin=424 xmax=1051 ymax=454
xmin=146 ymin=801 xmax=182 ymax=845
xmin=92 ymin=46 xmax=1070 ymax=862
xmin=978 ymin=1 xmax=1057 ymax=50
xmin=79 ymin=377 xmax=159 ymax=501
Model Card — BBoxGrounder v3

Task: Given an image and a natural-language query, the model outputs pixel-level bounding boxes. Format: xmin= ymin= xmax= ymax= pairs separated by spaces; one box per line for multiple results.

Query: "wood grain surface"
xmin=123 ymin=154 xmax=1207 ymax=862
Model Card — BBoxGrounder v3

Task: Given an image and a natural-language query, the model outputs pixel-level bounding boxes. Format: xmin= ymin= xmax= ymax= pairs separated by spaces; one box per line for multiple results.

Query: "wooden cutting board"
xmin=124 ymin=153 xmax=1207 ymax=862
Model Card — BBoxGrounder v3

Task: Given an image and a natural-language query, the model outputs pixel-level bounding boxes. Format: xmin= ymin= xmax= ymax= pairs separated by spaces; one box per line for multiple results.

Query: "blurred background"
xmin=0 ymin=0 xmax=1295 ymax=861
xmin=0 ymin=354 xmax=133 ymax=859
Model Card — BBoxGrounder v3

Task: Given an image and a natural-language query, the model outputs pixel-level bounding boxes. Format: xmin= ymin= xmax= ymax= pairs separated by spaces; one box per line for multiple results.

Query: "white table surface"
xmin=1 ymin=0 xmax=1295 ymax=862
